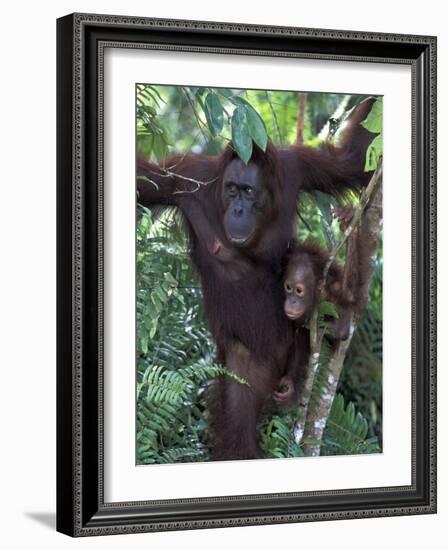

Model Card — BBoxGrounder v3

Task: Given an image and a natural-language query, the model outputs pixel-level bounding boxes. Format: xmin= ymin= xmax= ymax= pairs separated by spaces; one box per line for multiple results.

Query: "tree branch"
xmin=294 ymin=163 xmax=383 ymax=452
xmin=140 ymin=167 xmax=217 ymax=195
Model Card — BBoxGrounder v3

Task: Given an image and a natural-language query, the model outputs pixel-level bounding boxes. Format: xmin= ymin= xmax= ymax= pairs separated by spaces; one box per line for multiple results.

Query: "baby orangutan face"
xmin=283 ymin=256 xmax=316 ymax=321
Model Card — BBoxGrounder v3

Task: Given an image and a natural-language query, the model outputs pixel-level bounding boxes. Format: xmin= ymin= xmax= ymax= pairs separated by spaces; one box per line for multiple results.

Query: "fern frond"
xmin=321 ymin=394 xmax=380 ymax=455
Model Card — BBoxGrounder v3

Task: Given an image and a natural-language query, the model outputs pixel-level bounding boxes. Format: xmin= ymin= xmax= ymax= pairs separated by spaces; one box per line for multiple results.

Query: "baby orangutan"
xmin=271 ymin=242 xmax=350 ymax=408
xmin=272 ymin=209 xmax=370 ymax=408
xmin=283 ymin=241 xmax=353 ymax=340
xmin=283 ymin=207 xmax=368 ymax=341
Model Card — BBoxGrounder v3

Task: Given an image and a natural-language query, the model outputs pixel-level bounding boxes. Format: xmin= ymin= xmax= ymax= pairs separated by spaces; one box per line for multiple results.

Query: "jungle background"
xmin=136 ymin=85 xmax=383 ymax=465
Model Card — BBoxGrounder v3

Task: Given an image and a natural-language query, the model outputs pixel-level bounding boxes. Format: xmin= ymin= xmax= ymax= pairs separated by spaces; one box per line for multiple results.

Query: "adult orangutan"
xmin=137 ymin=97 xmax=376 ymax=460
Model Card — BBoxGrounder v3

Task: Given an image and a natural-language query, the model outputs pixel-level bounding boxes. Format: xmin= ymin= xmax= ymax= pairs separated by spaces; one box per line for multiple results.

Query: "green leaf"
xmin=321 ymin=394 xmax=380 ymax=456
xmin=192 ymin=87 xmax=207 ymax=98
xmin=217 ymin=88 xmax=234 ymax=99
xmin=364 ymin=133 xmax=383 ymax=171
xmin=319 ymin=301 xmax=339 ymax=319
xmin=204 ymin=92 xmax=224 ymax=135
xmin=231 ymin=107 xmax=252 ymax=164
xmin=244 ymin=105 xmax=268 ymax=151
xmin=145 ymin=85 xmax=165 ymax=105
xmin=230 ymin=96 xmax=251 ymax=107
xmin=140 ymin=335 xmax=148 ymax=355
xmin=149 ymin=319 xmax=158 ymax=339
xmin=361 ymin=97 xmax=383 ymax=133
xmin=163 ymin=272 xmax=178 ymax=286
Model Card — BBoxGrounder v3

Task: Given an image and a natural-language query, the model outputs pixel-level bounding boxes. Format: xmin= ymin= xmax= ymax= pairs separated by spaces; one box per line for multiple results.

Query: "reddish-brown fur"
xmin=274 ymin=215 xmax=372 ymax=409
xmin=137 ymin=98 xmax=376 ymax=460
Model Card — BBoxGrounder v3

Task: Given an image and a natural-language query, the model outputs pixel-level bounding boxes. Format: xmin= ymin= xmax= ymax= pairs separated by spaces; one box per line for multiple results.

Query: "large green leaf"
xmin=229 ymin=95 xmax=251 ymax=107
xmin=361 ymin=97 xmax=383 ymax=171
xmin=244 ymin=104 xmax=268 ymax=151
xmin=216 ymin=88 xmax=234 ymax=99
xmin=364 ymin=133 xmax=383 ymax=172
xmin=191 ymin=86 xmax=207 ymax=98
xmin=361 ymin=97 xmax=383 ymax=133
xmin=203 ymin=92 xmax=224 ymax=135
xmin=231 ymin=107 xmax=252 ymax=164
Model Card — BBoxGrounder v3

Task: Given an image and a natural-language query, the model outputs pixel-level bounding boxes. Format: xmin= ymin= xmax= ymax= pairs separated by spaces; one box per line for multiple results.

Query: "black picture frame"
xmin=57 ymin=13 xmax=437 ymax=536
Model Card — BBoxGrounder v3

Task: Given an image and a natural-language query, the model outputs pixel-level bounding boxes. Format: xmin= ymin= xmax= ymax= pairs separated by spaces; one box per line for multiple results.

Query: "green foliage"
xmin=244 ymin=102 xmax=269 ymax=151
xmin=203 ymin=91 xmax=224 ymax=135
xmin=317 ymin=301 xmax=340 ymax=333
xmin=136 ymin=208 xmax=250 ymax=464
xmin=338 ymin=262 xmax=383 ymax=443
xmin=188 ymin=87 xmax=269 ymax=163
xmin=321 ymin=395 xmax=380 ymax=455
xmin=136 ymin=86 xmax=383 ymax=463
xmin=136 ymin=85 xmax=170 ymax=161
xmin=259 ymin=414 xmax=304 ymax=458
xmin=362 ymin=97 xmax=383 ymax=171
xmin=365 ymin=134 xmax=383 ymax=172
xmin=257 ymin=382 xmax=379 ymax=458
xmin=312 ymin=190 xmax=337 ymax=244
xmin=362 ymin=97 xmax=383 ymax=133
xmin=231 ymin=106 xmax=253 ymax=163
xmin=136 ymin=207 xmax=214 ymax=464
xmin=319 ymin=301 xmax=339 ymax=318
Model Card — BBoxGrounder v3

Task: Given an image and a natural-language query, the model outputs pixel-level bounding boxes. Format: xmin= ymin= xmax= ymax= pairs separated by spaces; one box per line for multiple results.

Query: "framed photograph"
xmin=57 ymin=13 xmax=437 ymax=536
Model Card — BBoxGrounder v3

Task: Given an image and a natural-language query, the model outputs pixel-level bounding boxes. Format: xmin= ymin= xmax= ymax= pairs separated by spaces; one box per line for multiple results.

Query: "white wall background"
xmin=0 ymin=1 xmax=444 ymax=548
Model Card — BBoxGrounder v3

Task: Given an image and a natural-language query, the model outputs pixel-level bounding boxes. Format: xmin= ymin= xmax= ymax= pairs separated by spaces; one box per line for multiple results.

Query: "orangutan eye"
xmin=227 ymin=182 xmax=237 ymax=195
xmin=284 ymin=281 xmax=292 ymax=293
xmin=295 ymin=284 xmax=305 ymax=297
